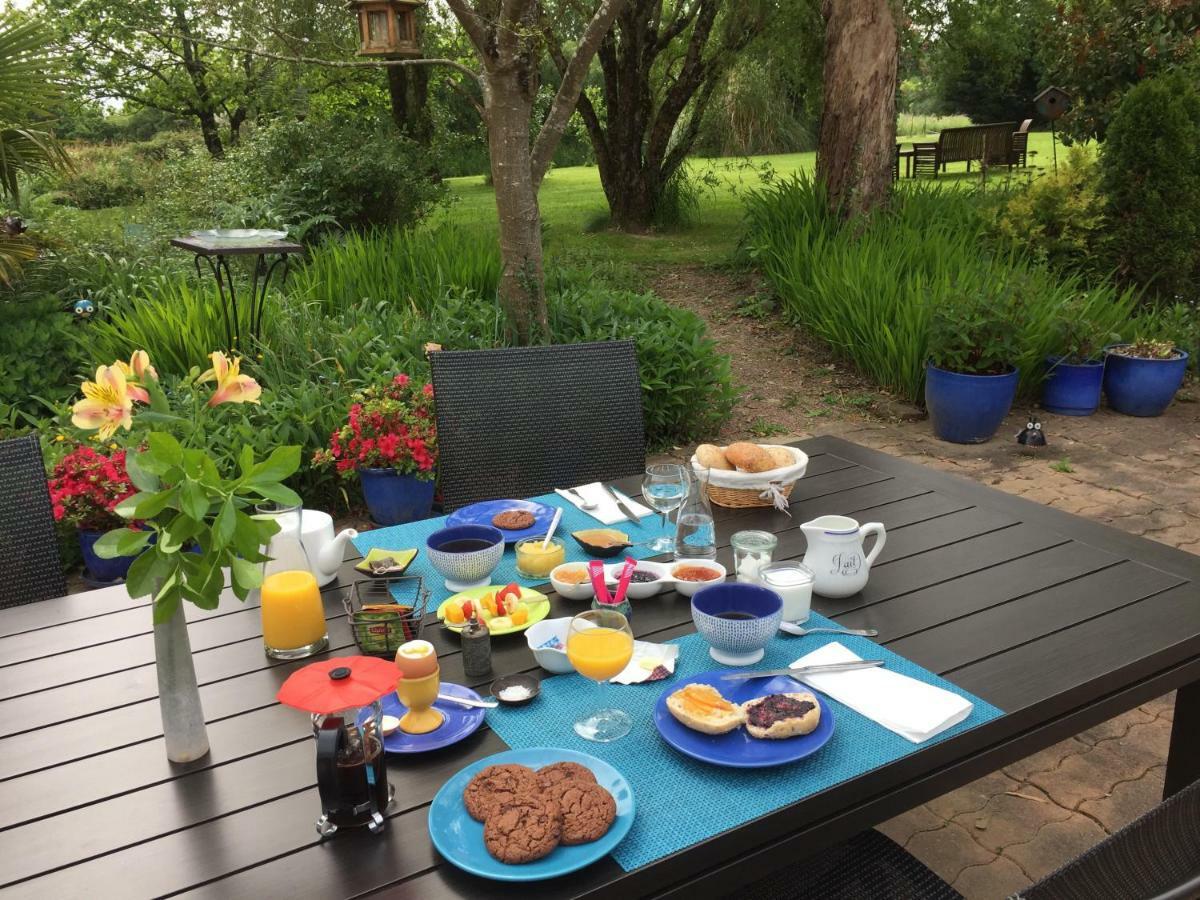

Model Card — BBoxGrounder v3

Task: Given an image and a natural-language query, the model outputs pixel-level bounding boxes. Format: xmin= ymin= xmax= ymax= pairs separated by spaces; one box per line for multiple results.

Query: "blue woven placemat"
xmin=351 ymin=493 xmax=673 ymax=608
xmin=484 ymin=613 xmax=1004 ymax=872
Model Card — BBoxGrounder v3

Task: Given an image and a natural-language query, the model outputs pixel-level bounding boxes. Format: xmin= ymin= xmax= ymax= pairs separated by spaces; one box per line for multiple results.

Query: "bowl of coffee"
xmin=425 ymin=525 xmax=505 ymax=592
xmin=690 ymin=583 xmax=783 ymax=666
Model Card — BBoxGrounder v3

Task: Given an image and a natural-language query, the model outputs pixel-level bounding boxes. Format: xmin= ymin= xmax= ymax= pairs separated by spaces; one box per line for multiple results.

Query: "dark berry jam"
xmin=746 ymin=695 xmax=815 ymax=729
xmin=629 ymin=571 xmax=660 ymax=583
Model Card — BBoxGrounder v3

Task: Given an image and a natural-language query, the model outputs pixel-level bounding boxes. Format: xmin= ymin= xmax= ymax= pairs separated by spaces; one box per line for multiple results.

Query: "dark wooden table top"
xmin=2 ymin=436 xmax=1198 ymax=899
xmin=169 ymin=236 xmax=305 ymax=257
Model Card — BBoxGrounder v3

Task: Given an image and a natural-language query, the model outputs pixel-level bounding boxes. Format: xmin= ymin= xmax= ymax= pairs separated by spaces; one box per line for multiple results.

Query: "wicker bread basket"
xmin=690 ymin=445 xmax=809 ymax=509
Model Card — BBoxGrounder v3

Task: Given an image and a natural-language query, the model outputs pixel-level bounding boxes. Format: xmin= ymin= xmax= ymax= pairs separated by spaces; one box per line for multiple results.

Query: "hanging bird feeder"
xmin=350 ymin=0 xmax=423 ymax=58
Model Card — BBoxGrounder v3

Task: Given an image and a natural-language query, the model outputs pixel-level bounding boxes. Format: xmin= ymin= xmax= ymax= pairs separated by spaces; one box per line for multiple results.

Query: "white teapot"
xmin=260 ymin=505 xmax=359 ymax=586
xmin=800 ymin=515 xmax=886 ymax=599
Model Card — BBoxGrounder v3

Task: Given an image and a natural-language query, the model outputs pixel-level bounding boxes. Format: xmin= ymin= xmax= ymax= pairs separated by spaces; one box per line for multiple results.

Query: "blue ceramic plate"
xmin=445 ymin=499 xmax=557 ymax=543
xmin=360 ymin=683 xmax=486 ymax=754
xmin=653 ymin=670 xmax=835 ymax=768
xmin=428 ymin=747 xmax=635 ymax=882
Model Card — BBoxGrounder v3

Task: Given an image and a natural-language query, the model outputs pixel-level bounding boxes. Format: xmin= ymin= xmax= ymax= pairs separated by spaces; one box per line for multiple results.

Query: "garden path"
xmin=653 ymin=265 xmax=1200 ymax=899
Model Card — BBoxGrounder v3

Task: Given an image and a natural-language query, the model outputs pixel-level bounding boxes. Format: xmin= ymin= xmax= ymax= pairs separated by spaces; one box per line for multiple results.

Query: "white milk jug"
xmin=799 ymin=515 xmax=886 ymax=598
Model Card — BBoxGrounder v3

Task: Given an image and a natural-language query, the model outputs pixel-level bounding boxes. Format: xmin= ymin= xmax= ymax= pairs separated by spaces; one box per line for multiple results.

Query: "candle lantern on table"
xmin=277 ymin=657 xmax=398 ymax=837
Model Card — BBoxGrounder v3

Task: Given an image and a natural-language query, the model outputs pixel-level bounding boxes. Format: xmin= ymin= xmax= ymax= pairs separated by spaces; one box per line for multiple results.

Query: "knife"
xmin=437 ymin=693 xmax=498 ymax=709
xmin=604 ymin=484 xmax=643 ymax=524
xmin=720 ymin=659 xmax=885 ymax=681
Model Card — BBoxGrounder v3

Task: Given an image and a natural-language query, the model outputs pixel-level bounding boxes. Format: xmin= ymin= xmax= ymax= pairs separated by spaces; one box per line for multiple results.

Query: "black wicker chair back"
xmin=1014 ymin=777 xmax=1200 ymax=900
xmin=0 ymin=433 xmax=67 ymax=608
xmin=430 ymin=341 xmax=646 ymax=512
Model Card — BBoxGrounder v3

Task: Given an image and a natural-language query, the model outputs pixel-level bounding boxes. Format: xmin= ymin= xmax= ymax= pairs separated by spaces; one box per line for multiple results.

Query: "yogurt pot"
xmin=758 ymin=561 xmax=814 ymax=622
xmin=515 ymin=535 xmax=566 ymax=579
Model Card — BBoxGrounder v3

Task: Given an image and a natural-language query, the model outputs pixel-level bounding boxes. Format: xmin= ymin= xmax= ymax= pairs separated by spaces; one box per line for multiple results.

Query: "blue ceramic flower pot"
xmin=1102 ymin=346 xmax=1189 ymax=417
xmin=78 ymin=528 xmax=135 ymax=583
xmin=358 ymin=467 xmax=436 ymax=525
xmin=925 ymin=363 xmax=1019 ymax=444
xmin=1042 ymin=356 xmax=1104 ymax=416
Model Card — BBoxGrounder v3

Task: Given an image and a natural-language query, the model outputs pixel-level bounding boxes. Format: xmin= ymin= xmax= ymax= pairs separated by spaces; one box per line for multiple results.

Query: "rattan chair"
xmin=0 ymin=433 xmax=67 ymax=608
xmin=429 ymin=341 xmax=646 ymax=512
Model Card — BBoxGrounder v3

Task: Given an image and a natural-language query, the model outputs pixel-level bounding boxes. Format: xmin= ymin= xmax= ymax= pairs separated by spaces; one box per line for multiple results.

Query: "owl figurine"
xmin=1016 ymin=416 xmax=1047 ymax=455
xmin=73 ymin=298 xmax=95 ymax=318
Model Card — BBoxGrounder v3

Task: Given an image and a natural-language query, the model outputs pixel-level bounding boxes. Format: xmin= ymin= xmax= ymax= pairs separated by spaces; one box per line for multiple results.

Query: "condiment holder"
xmin=491 ymin=673 xmax=541 ymax=706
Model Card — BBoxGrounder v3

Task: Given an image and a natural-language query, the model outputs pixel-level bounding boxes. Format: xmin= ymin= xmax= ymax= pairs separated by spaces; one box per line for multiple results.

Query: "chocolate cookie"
xmin=463 ymin=764 xmax=538 ymax=822
xmin=535 ymin=761 xmax=597 ymax=793
xmin=483 ymin=794 xmax=562 ymax=864
xmin=544 ymin=779 xmax=616 ymax=845
xmin=492 ymin=510 xmax=536 ymax=530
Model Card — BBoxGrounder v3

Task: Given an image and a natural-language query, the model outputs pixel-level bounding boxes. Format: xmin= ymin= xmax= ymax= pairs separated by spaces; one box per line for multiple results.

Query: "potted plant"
xmin=315 ymin=373 xmax=438 ymax=525
xmin=48 ymin=443 xmax=140 ymax=582
xmin=1042 ymin=308 xmax=1112 ymax=416
xmin=70 ymin=350 xmax=301 ymax=763
xmin=925 ymin=285 xmax=1022 ymax=443
xmin=1103 ymin=338 xmax=1190 ymax=416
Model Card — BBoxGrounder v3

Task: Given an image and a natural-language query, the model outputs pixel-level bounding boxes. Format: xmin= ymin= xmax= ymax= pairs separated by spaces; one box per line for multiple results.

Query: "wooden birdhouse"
xmin=351 ymin=0 xmax=422 ymax=58
xmin=1034 ymin=87 xmax=1072 ymax=121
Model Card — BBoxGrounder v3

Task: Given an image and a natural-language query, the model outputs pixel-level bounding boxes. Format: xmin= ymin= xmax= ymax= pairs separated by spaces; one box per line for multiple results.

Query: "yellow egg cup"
xmin=394 ymin=670 xmax=444 ymax=734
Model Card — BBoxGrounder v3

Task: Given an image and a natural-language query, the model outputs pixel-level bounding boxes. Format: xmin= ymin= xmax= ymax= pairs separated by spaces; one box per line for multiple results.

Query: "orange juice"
xmin=261 ymin=570 xmax=329 ymax=659
xmin=567 ymin=627 xmax=634 ymax=681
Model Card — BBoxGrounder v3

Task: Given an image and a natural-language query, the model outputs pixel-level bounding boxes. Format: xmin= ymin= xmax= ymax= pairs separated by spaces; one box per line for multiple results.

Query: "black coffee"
xmin=717 ymin=611 xmax=756 ymax=620
xmin=438 ymin=538 xmax=493 ymax=553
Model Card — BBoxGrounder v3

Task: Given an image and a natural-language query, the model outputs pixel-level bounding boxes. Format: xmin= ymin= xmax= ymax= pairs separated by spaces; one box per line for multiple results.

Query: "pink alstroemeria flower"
xmin=198 ymin=351 xmax=262 ymax=407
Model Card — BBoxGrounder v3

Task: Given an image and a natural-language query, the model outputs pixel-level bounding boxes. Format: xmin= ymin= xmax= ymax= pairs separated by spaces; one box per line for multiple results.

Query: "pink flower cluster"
xmin=48 ymin=445 xmax=137 ymax=531
xmin=313 ymin=375 xmax=438 ymax=480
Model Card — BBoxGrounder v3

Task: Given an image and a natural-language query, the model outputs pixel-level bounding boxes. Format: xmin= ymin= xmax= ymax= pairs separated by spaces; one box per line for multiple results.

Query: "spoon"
xmin=542 ymin=507 xmax=563 ymax=549
xmin=778 ymin=622 xmax=879 ymax=637
xmin=566 ymin=487 xmax=598 ymax=510
xmin=437 ymin=693 xmax=498 ymax=709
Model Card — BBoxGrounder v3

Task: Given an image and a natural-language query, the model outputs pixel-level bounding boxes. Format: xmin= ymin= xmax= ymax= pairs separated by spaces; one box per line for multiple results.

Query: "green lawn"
xmin=441 ymin=131 xmax=1062 ymax=269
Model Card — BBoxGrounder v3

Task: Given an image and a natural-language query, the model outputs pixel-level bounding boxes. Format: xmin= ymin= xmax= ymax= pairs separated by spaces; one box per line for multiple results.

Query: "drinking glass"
xmin=565 ymin=608 xmax=635 ymax=742
xmin=641 ymin=463 xmax=687 ymax=553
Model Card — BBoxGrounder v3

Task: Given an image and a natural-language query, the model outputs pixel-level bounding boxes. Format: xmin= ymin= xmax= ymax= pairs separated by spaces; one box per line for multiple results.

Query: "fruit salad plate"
xmin=436 ymin=585 xmax=551 ymax=636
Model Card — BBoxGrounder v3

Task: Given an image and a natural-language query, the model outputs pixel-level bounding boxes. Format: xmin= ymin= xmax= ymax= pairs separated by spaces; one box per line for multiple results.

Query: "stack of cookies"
xmin=463 ymin=761 xmax=617 ymax=864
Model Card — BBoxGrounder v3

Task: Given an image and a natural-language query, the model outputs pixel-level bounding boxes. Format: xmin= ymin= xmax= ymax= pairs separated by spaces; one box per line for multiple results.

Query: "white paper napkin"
xmin=554 ymin=482 xmax=653 ymax=526
xmin=791 ymin=642 xmax=973 ymax=743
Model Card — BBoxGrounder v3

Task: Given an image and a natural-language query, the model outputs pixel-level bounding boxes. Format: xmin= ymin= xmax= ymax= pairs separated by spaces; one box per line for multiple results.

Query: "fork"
xmin=778 ymin=622 xmax=879 ymax=637
xmin=566 ymin=487 xmax=598 ymax=510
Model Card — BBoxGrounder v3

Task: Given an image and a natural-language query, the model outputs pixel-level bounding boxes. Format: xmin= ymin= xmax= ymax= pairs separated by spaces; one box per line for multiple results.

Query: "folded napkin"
xmin=610 ymin=640 xmax=679 ymax=684
xmin=791 ymin=642 xmax=973 ymax=743
xmin=554 ymin=482 xmax=653 ymax=526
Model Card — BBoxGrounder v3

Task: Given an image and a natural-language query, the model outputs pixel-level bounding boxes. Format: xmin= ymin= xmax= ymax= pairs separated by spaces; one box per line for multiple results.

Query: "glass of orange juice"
xmin=261 ymin=570 xmax=329 ymax=659
xmin=566 ymin=608 xmax=635 ymax=742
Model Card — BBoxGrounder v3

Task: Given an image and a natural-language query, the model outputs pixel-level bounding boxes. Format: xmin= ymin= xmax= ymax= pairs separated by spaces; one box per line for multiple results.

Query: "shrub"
xmin=0 ymin=294 xmax=84 ymax=415
xmin=990 ymin=146 xmax=1111 ymax=282
xmin=744 ymin=174 xmax=1138 ymax=401
xmin=927 ymin=281 xmax=1026 ymax=374
xmin=1101 ymin=73 xmax=1200 ymax=298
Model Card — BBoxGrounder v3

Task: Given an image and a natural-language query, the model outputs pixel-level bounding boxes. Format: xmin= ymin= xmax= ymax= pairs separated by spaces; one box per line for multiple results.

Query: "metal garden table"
xmin=1 ymin=436 xmax=1197 ymax=898
xmin=170 ymin=235 xmax=304 ymax=351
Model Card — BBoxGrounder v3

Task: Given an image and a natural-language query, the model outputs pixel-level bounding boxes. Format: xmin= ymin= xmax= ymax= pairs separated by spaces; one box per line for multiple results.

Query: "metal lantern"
xmin=351 ymin=0 xmax=422 ymax=58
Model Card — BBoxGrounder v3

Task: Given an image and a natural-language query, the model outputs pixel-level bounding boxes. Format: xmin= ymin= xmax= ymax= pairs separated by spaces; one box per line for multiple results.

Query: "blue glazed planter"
xmin=1103 ymin=346 xmax=1189 ymax=417
xmin=925 ymin=363 xmax=1019 ymax=444
xmin=358 ymin=467 xmax=436 ymax=525
xmin=1042 ymin=356 xmax=1104 ymax=416
xmin=78 ymin=528 xmax=135 ymax=583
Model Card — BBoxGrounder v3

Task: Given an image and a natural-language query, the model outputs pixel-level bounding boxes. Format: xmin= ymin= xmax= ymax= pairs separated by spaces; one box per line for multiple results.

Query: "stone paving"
xmin=776 ymin=404 xmax=1196 ymax=896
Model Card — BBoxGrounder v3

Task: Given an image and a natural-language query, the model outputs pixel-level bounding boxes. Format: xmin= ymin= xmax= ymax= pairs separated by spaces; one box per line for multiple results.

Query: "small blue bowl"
xmin=426 ymin=525 xmax=505 ymax=592
xmin=691 ymin=583 xmax=783 ymax=666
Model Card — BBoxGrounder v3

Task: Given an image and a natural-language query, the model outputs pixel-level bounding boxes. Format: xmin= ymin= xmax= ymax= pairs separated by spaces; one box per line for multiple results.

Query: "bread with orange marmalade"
xmin=665 ymin=683 xmax=747 ymax=734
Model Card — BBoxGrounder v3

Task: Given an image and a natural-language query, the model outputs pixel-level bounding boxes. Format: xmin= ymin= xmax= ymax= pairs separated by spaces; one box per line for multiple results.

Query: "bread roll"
xmin=765 ymin=446 xmax=795 ymax=469
xmin=725 ymin=441 xmax=774 ymax=473
xmin=695 ymin=444 xmax=732 ymax=470
xmin=666 ymin=684 xmax=746 ymax=735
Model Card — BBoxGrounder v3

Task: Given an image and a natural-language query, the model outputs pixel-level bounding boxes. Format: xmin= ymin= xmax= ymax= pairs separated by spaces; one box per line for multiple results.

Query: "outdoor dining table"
xmin=1 ymin=436 xmax=1198 ymax=898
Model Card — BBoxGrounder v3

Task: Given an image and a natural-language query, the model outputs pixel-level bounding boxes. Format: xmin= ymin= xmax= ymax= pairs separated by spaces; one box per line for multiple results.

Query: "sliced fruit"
xmin=510 ymin=607 xmax=528 ymax=626
xmin=489 ymin=616 xmax=512 ymax=631
xmin=444 ymin=604 xmax=465 ymax=624
xmin=461 ymin=599 xmax=474 ymax=620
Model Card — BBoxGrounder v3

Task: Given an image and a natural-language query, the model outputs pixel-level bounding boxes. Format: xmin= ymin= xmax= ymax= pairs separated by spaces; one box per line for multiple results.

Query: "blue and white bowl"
xmin=691 ymin=583 xmax=783 ymax=666
xmin=426 ymin=525 xmax=505 ymax=592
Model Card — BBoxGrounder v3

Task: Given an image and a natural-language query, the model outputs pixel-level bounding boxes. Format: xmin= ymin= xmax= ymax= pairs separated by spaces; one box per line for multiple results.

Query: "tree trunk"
xmin=816 ymin=0 xmax=897 ymax=218
xmin=487 ymin=73 xmax=549 ymax=344
xmin=197 ymin=109 xmax=225 ymax=158
xmin=228 ymin=107 xmax=247 ymax=147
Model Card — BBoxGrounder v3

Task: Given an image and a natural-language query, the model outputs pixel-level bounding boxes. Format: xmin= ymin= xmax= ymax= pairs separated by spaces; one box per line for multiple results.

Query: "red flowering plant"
xmin=48 ymin=444 xmax=138 ymax=532
xmin=314 ymin=374 xmax=438 ymax=479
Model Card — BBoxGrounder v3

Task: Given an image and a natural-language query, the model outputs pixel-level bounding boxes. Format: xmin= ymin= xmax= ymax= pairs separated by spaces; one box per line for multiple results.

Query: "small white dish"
xmin=669 ymin=560 xmax=727 ymax=597
xmin=549 ymin=563 xmax=595 ymax=601
xmin=524 ymin=617 xmax=577 ymax=674
xmin=603 ymin=560 xmax=671 ymax=600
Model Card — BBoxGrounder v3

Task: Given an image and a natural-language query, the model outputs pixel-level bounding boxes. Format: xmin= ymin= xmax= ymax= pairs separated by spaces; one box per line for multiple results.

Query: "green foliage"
xmin=927 ymin=281 xmax=1026 ymax=374
xmin=1048 ymin=295 xmax=1117 ymax=362
xmin=743 ymin=174 xmax=1138 ymax=401
xmin=1050 ymin=457 xmax=1074 ymax=473
xmin=0 ymin=293 xmax=81 ymax=414
xmin=694 ymin=58 xmax=816 ymax=157
xmin=1101 ymin=74 xmax=1200 ymax=299
xmin=1130 ymin=301 xmax=1198 ymax=368
xmin=990 ymin=147 xmax=1111 ymax=281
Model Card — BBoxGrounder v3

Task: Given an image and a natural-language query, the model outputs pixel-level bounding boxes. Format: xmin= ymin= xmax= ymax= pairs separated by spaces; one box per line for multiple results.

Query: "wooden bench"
xmin=935 ymin=121 xmax=1017 ymax=173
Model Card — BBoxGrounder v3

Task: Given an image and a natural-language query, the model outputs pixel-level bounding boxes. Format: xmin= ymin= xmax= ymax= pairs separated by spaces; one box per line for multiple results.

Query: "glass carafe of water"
xmin=256 ymin=502 xmax=312 ymax=578
xmin=674 ymin=466 xmax=716 ymax=561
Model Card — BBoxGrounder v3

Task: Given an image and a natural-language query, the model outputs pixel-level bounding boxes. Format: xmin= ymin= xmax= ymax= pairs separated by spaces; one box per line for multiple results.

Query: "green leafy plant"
xmin=1109 ymin=339 xmax=1180 ymax=360
xmin=748 ymin=418 xmax=788 ymax=438
xmin=928 ymin=282 xmax=1026 ymax=375
xmin=72 ymin=351 xmax=302 ymax=623
xmin=1050 ymin=456 xmax=1074 ymax=474
xmin=1048 ymin=295 xmax=1116 ymax=363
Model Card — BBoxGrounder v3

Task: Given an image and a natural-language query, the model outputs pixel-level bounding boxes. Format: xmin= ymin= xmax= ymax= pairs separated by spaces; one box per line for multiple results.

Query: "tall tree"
xmin=557 ymin=0 xmax=777 ymax=231
xmin=816 ymin=0 xmax=897 ymax=218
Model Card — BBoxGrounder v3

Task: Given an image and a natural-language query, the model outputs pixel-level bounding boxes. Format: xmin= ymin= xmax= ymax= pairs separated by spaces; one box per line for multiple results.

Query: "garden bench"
xmin=901 ymin=121 xmax=1019 ymax=178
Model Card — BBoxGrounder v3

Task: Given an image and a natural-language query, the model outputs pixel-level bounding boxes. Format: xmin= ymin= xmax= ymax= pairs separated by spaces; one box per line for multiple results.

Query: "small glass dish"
xmin=515 ymin=535 xmax=566 ymax=579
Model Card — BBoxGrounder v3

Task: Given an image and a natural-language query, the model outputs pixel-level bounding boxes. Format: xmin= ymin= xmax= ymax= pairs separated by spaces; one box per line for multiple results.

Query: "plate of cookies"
xmin=653 ymin=671 xmax=835 ymax=768
xmin=445 ymin=499 xmax=558 ymax=543
xmin=428 ymin=748 xmax=635 ymax=881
